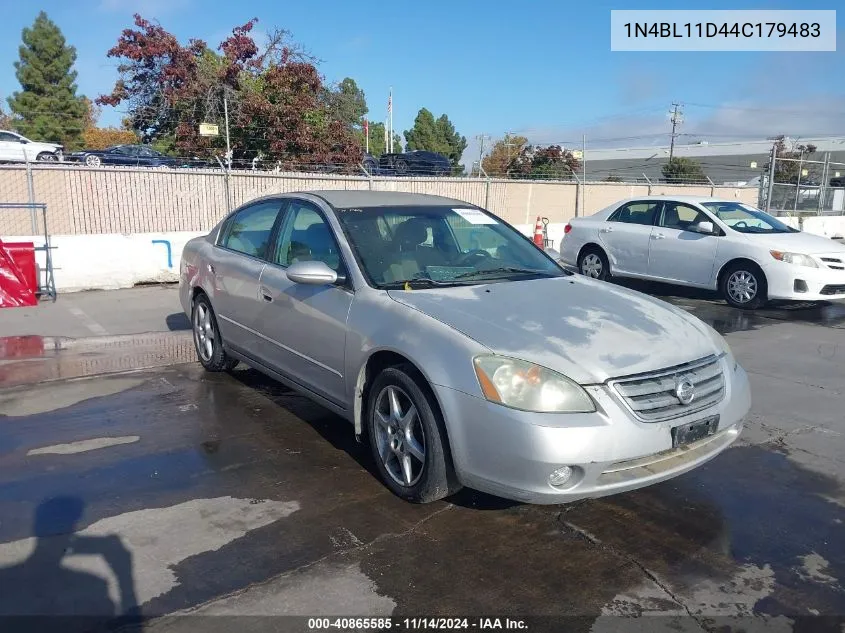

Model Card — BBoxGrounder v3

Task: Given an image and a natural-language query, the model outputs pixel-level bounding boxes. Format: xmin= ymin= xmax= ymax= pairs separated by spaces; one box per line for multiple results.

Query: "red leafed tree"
xmin=508 ymin=144 xmax=581 ymax=180
xmin=97 ymin=15 xmax=360 ymax=168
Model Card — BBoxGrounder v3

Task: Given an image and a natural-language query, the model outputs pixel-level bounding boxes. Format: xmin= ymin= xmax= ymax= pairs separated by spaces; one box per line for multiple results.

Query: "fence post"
xmin=216 ymin=156 xmax=232 ymax=213
xmin=643 ymin=174 xmax=652 ymax=196
xmin=766 ymin=146 xmax=776 ymax=214
xmin=25 ymin=158 xmax=37 ymax=234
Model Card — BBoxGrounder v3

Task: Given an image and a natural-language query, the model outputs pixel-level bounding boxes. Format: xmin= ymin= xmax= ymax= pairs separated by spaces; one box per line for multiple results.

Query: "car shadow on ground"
xmin=165 ymin=313 xmax=191 ymax=331
xmin=225 ymin=366 xmax=520 ymax=511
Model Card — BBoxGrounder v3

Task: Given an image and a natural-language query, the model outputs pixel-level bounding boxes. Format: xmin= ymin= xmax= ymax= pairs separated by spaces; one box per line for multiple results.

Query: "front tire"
xmin=578 ymin=247 xmax=611 ymax=281
xmin=394 ymin=158 xmax=409 ymax=176
xmin=36 ymin=152 xmax=58 ymax=162
xmin=721 ymin=262 xmax=767 ymax=310
xmin=85 ymin=155 xmax=101 ymax=167
xmin=191 ymin=293 xmax=238 ymax=371
xmin=367 ymin=365 xmax=459 ymax=503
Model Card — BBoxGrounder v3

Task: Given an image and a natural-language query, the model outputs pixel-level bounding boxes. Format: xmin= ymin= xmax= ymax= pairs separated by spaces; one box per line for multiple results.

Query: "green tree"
xmin=7 ymin=12 xmax=87 ymax=148
xmin=365 ymin=121 xmax=401 ymax=156
xmin=324 ymin=77 xmax=368 ymax=130
xmin=509 ymin=145 xmax=580 ymax=180
xmin=404 ymin=108 xmax=467 ymax=169
xmin=661 ymin=157 xmax=708 ymax=184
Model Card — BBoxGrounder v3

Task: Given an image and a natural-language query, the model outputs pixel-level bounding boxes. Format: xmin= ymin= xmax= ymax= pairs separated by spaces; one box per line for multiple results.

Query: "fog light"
xmin=549 ymin=466 xmax=574 ymax=487
xmin=794 ymin=279 xmax=808 ymax=293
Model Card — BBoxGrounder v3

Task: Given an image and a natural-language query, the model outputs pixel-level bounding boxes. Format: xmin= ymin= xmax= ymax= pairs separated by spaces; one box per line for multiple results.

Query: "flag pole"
xmin=364 ymin=118 xmax=369 ymax=154
xmin=388 ymin=87 xmax=393 ymax=154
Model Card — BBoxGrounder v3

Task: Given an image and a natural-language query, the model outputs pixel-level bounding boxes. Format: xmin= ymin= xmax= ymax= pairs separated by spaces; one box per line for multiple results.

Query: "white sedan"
xmin=560 ymin=196 xmax=845 ymax=309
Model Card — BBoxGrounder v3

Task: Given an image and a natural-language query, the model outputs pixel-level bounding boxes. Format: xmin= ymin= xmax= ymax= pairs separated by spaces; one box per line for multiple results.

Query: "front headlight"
xmin=473 ymin=355 xmax=595 ymax=413
xmin=770 ymin=251 xmax=818 ymax=268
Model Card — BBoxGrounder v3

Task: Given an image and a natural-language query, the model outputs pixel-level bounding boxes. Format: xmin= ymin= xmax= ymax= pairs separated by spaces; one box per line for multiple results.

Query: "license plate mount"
xmin=672 ymin=415 xmax=719 ymax=448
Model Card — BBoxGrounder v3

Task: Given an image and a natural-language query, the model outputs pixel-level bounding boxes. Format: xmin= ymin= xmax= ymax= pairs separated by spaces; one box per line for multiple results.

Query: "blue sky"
xmin=1 ymin=0 xmax=842 ymax=162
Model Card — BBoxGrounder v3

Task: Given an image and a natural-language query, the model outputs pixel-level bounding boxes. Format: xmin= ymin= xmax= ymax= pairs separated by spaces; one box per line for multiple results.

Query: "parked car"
xmin=68 ymin=144 xmax=178 ymax=168
xmin=179 ymin=190 xmax=750 ymax=504
xmin=378 ymin=151 xmax=451 ymax=176
xmin=561 ymin=196 xmax=845 ymax=309
xmin=0 ymin=130 xmax=63 ymax=162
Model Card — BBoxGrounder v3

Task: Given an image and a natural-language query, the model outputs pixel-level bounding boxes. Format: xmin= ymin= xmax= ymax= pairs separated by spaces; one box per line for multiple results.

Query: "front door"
xmin=211 ymin=199 xmax=286 ymax=357
xmin=253 ymin=199 xmax=353 ymax=407
xmin=599 ymin=200 xmax=661 ymax=276
xmin=647 ymin=201 xmax=720 ymax=286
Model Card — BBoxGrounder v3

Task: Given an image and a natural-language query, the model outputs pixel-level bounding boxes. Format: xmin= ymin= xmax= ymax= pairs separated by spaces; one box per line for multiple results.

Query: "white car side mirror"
xmin=694 ymin=220 xmax=716 ymax=235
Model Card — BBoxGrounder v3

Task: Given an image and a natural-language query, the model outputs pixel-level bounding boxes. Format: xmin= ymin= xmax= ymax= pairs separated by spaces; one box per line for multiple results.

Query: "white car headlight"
xmin=770 ymin=251 xmax=818 ymax=268
xmin=473 ymin=355 xmax=595 ymax=413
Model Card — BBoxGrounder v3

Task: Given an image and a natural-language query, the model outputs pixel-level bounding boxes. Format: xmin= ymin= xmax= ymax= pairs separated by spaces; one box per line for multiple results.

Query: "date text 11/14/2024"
xmin=308 ymin=617 xmax=529 ymax=630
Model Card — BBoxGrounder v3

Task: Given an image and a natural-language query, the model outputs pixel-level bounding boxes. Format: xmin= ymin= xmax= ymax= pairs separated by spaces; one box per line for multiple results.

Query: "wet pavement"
xmin=0 ymin=290 xmax=844 ymax=632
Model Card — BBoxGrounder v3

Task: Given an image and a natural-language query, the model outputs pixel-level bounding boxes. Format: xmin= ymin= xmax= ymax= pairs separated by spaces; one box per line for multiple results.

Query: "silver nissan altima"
xmin=179 ymin=191 xmax=751 ymax=504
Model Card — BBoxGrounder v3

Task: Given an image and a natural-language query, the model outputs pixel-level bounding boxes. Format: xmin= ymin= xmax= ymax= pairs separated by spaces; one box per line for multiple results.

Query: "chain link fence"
xmin=763 ymin=154 xmax=845 ymax=216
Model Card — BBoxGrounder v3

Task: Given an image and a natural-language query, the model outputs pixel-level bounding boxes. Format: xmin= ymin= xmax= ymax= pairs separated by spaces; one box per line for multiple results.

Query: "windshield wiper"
xmin=451 ymin=267 xmax=559 ymax=280
xmin=381 ymin=278 xmax=462 ymax=289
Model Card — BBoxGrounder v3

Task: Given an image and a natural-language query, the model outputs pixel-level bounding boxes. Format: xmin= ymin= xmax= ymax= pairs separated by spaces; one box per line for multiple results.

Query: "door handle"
xmin=259 ymin=285 xmax=273 ymax=302
xmin=652 ymin=233 xmax=665 ymax=240
xmin=207 ymin=263 xmax=215 ymax=274
xmin=599 ymin=227 xmax=613 ymax=234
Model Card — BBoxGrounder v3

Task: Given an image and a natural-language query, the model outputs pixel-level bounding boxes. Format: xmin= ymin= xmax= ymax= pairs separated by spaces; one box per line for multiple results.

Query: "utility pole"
xmin=668 ymin=102 xmax=683 ymax=163
xmin=476 ymin=134 xmax=491 ymax=177
xmin=223 ymin=95 xmax=232 ymax=170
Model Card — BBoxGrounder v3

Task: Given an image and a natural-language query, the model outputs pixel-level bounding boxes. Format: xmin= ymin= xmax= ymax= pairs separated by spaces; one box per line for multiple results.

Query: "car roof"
xmin=302 ymin=190 xmax=471 ymax=208
xmin=613 ymin=195 xmax=740 ymax=205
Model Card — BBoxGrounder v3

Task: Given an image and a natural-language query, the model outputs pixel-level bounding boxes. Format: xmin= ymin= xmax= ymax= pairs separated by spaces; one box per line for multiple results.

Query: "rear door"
xmin=0 ymin=132 xmax=23 ymax=161
xmin=647 ymin=201 xmax=721 ymax=286
xmin=598 ymin=200 xmax=661 ymax=276
xmin=211 ymin=199 xmax=287 ymax=358
xmin=252 ymin=199 xmax=354 ymax=406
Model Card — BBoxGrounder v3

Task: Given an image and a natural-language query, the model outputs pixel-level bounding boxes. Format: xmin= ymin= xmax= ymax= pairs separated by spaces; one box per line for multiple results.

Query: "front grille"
xmin=820 ymin=256 xmax=844 ymax=271
xmin=820 ymin=284 xmax=845 ymax=296
xmin=609 ymin=355 xmax=725 ymax=422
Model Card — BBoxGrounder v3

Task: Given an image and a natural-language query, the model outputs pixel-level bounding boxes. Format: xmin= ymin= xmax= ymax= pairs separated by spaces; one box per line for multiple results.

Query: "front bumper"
xmin=764 ymin=261 xmax=845 ymax=301
xmin=436 ymin=357 xmax=750 ymax=504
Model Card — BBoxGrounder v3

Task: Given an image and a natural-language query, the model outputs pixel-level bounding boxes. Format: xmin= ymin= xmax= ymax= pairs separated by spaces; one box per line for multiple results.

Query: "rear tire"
xmin=394 ymin=158 xmax=409 ymax=176
xmin=366 ymin=364 xmax=459 ymax=503
xmin=721 ymin=262 xmax=767 ymax=310
xmin=578 ymin=246 xmax=611 ymax=281
xmin=191 ymin=293 xmax=239 ymax=371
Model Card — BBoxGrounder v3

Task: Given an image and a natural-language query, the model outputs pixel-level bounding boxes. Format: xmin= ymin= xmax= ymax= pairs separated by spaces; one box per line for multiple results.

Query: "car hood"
xmin=387 ymin=276 xmax=719 ymax=384
xmin=741 ymin=230 xmax=845 ymax=254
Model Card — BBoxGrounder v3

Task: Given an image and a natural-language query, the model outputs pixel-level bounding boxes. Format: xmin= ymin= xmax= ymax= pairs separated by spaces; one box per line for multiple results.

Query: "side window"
xmin=609 ymin=202 xmax=659 ymax=225
xmin=0 ymin=132 xmax=17 ymax=142
xmin=222 ymin=201 xmax=283 ymax=259
xmin=273 ymin=201 xmax=345 ymax=273
xmin=659 ymin=202 xmax=708 ymax=231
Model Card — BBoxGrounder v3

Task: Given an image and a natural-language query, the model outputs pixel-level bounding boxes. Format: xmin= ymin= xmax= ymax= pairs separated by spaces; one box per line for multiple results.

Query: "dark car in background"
xmin=376 ymin=150 xmax=451 ymax=176
xmin=67 ymin=144 xmax=207 ymax=168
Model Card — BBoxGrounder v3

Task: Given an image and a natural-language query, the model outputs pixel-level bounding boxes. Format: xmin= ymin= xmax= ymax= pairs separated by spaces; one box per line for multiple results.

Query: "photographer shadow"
xmin=0 ymin=496 xmax=140 ymax=632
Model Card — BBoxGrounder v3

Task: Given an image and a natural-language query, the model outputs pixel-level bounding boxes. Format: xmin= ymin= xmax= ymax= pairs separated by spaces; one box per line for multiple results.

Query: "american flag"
xmin=387 ymin=92 xmax=392 ymax=114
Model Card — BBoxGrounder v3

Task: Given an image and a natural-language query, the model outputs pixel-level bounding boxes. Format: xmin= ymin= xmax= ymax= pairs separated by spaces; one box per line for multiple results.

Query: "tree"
xmin=661 ymin=157 xmax=708 ymax=184
xmin=404 ymin=108 xmax=467 ymax=169
xmin=481 ymin=134 xmax=528 ymax=176
xmin=323 ymin=77 xmax=367 ymax=130
xmin=98 ymin=15 xmax=361 ymax=168
xmin=508 ymin=145 xmax=581 ymax=180
xmin=365 ymin=121 xmax=401 ymax=156
xmin=764 ymin=136 xmax=819 ymax=211
xmin=80 ymin=98 xmax=138 ymax=150
xmin=0 ymin=105 xmax=12 ymax=130
xmin=7 ymin=12 xmax=87 ymax=148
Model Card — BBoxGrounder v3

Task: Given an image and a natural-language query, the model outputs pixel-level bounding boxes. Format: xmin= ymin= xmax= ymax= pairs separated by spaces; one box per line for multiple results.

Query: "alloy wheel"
xmin=727 ymin=270 xmax=757 ymax=304
xmin=373 ymin=385 xmax=426 ymax=486
xmin=581 ymin=253 xmax=603 ymax=278
xmin=193 ymin=302 xmax=215 ymax=362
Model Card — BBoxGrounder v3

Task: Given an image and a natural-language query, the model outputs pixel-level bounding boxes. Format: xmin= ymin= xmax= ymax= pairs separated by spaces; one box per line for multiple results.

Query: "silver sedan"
xmin=179 ymin=191 xmax=751 ymax=504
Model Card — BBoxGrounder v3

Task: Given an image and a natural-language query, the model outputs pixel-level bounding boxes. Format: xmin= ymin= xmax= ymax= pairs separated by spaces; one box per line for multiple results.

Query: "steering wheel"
xmin=456 ymin=249 xmax=493 ymax=266
xmin=733 ymin=221 xmax=749 ymax=229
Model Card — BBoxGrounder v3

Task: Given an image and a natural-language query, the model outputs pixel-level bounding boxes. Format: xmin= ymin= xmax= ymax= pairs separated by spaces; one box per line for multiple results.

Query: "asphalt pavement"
xmin=0 ymin=282 xmax=844 ymax=632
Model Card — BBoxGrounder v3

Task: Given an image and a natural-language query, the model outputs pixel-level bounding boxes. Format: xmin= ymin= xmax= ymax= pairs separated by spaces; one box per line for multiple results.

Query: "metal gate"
xmin=0 ymin=202 xmax=57 ymax=301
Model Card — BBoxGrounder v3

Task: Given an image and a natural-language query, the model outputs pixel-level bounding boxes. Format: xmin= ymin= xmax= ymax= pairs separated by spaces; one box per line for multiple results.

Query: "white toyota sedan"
xmin=560 ymin=196 xmax=845 ymax=309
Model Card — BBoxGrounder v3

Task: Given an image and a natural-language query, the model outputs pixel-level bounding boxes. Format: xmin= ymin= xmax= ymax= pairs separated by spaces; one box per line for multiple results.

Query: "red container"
xmin=3 ymin=242 xmax=38 ymax=294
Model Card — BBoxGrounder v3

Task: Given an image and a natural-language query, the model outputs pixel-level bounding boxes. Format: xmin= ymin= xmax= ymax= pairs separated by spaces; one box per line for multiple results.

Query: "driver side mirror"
xmin=19 ymin=138 xmax=28 ymax=144
xmin=693 ymin=220 xmax=717 ymax=235
xmin=286 ymin=260 xmax=345 ymax=286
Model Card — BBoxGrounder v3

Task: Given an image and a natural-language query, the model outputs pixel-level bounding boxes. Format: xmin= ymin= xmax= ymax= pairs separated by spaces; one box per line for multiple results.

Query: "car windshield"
xmin=335 ymin=205 xmax=568 ymax=288
xmin=700 ymin=202 xmax=799 ymax=234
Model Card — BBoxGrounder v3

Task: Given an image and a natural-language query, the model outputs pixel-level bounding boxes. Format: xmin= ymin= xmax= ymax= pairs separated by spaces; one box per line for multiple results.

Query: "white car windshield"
xmin=335 ymin=205 xmax=567 ymax=289
xmin=700 ymin=202 xmax=798 ymax=234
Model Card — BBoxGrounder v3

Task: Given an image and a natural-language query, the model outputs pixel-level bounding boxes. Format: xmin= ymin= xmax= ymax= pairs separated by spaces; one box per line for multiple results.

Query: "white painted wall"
xmin=2 ymin=218 xmax=843 ymax=292
xmin=2 ymin=232 xmax=203 ymax=292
